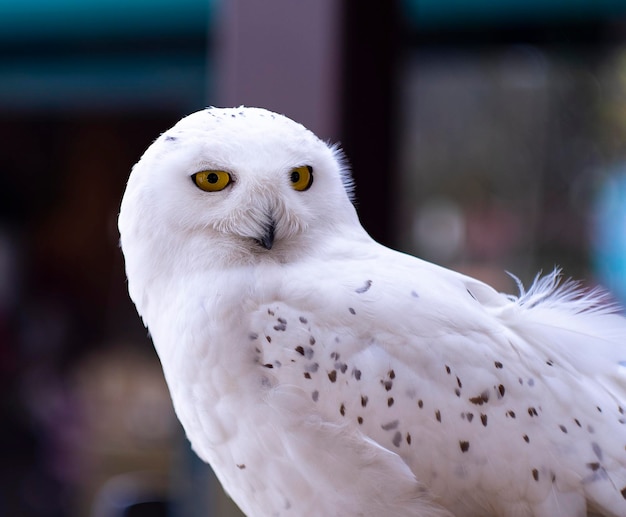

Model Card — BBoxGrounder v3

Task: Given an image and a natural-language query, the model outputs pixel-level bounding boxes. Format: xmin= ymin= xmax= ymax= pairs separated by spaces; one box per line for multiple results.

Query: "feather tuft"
xmin=507 ymin=268 xmax=620 ymax=315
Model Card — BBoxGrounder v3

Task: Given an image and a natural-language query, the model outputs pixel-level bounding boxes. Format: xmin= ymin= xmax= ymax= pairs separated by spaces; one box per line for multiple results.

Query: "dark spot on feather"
xmin=388 ymin=397 xmax=394 ymax=407
xmin=528 ymin=378 xmax=535 ymax=386
xmin=348 ymin=307 xmax=356 ymax=315
xmin=330 ymin=352 xmax=340 ymax=360
xmin=621 ymin=487 xmax=626 ymax=499
xmin=467 ymin=289 xmax=476 ymax=300
xmin=480 ymin=414 xmax=488 ymax=426
xmin=309 ymin=336 xmax=316 ymax=345
xmin=466 ymin=412 xmax=474 ymax=422
xmin=335 ymin=362 xmax=348 ymax=373
xmin=263 ymin=363 xmax=273 ymax=369
xmin=361 ymin=395 xmax=368 ymax=407
xmin=274 ymin=323 xmax=286 ymax=331
xmin=304 ymin=347 xmax=314 ymax=359
xmin=523 ymin=434 xmax=530 ymax=443
xmin=381 ymin=420 xmax=399 ymax=431
xmin=236 ymin=464 xmax=246 ymax=469
xmin=406 ymin=433 xmax=412 ymax=445
xmin=295 ymin=346 xmax=305 ymax=356
xmin=435 ymin=410 xmax=442 ymax=422
xmin=328 ymin=370 xmax=337 ymax=383
xmin=592 ymin=442 xmax=603 ymax=460
xmin=267 ymin=309 xmax=274 ymax=316
xmin=303 ymin=372 xmax=311 ymax=379
xmin=528 ymin=407 xmax=538 ymax=417
xmin=357 ymin=416 xmax=363 ymax=424
xmin=311 ymin=390 xmax=319 ymax=402
xmin=455 ymin=388 xmax=461 ymax=397
xmin=498 ymin=384 xmax=505 ymax=397
xmin=165 ymin=135 xmax=177 ymax=141
xmin=445 ymin=365 xmax=451 ymax=374
xmin=506 ymin=410 xmax=516 ymax=418
xmin=305 ymin=362 xmax=319 ymax=373
xmin=456 ymin=376 xmax=462 ymax=388
xmin=559 ymin=424 xmax=568 ymax=434
xmin=494 ymin=361 xmax=503 ymax=369
xmin=587 ymin=462 xmax=601 ymax=471
xmin=299 ymin=316 xmax=308 ymax=324
xmin=265 ymin=336 xmax=272 ymax=343
xmin=411 ymin=290 xmax=419 ymax=298
xmin=588 ymin=424 xmax=595 ymax=434
xmin=277 ymin=317 xmax=286 ymax=324
xmin=418 ymin=399 xmax=423 ymax=409
xmin=352 ymin=368 xmax=362 ymax=380
xmin=355 ymin=280 xmax=372 ymax=293
xmin=392 ymin=431 xmax=402 ymax=447
xmin=388 ymin=369 xmax=396 ymax=379
xmin=249 ymin=333 xmax=258 ymax=340
xmin=597 ymin=406 xmax=603 ymax=413
xmin=340 ymin=403 xmax=346 ymax=416
xmin=384 ymin=380 xmax=393 ymax=391
xmin=532 ymin=469 xmax=539 ymax=481
xmin=469 ymin=391 xmax=490 ymax=405
xmin=546 ymin=359 xmax=553 ymax=366
xmin=574 ymin=418 xmax=581 ymax=427
xmin=459 ymin=441 xmax=470 ymax=452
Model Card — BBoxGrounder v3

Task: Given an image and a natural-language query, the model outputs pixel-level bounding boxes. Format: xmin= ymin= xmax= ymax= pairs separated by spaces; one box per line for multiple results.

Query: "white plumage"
xmin=118 ymin=107 xmax=626 ymax=517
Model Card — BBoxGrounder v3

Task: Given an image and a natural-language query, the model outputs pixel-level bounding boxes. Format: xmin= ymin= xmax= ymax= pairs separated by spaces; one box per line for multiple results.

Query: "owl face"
xmin=120 ymin=107 xmax=356 ymax=267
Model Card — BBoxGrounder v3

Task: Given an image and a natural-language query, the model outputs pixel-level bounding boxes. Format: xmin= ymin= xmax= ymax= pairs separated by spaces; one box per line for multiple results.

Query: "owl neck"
xmin=125 ymin=218 xmax=373 ymax=326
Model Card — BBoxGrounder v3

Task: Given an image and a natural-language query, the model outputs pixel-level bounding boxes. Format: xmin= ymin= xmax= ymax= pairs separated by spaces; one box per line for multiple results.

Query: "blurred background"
xmin=2 ymin=0 xmax=626 ymax=516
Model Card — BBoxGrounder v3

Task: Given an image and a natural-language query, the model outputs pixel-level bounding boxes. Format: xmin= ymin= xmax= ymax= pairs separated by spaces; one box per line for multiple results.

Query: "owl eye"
xmin=192 ymin=170 xmax=232 ymax=192
xmin=289 ymin=165 xmax=313 ymax=191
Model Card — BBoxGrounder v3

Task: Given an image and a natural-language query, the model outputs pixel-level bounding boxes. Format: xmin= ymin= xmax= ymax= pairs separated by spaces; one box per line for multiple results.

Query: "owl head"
xmin=118 ymin=107 xmax=360 ymax=311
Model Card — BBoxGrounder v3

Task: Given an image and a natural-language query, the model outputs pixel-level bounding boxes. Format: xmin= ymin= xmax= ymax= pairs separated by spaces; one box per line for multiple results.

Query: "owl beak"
xmin=256 ymin=219 xmax=275 ymax=250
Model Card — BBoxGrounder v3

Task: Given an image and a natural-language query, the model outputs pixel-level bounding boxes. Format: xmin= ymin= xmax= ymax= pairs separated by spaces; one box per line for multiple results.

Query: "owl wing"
xmin=252 ymin=250 xmax=626 ymax=517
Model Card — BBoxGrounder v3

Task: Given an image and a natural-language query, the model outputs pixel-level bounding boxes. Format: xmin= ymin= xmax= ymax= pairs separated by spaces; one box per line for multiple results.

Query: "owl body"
xmin=119 ymin=107 xmax=626 ymax=516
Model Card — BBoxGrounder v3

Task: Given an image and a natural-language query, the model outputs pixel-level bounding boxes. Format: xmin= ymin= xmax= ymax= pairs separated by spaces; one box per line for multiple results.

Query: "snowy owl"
xmin=118 ymin=107 xmax=626 ymax=517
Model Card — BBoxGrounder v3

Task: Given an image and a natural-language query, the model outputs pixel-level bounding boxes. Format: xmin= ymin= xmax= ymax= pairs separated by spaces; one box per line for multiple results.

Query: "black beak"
xmin=256 ymin=220 xmax=275 ymax=250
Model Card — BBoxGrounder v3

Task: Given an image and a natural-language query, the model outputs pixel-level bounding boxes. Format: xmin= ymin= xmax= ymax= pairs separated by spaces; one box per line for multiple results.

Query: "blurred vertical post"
xmin=214 ymin=0 xmax=342 ymax=141
xmin=340 ymin=0 xmax=399 ymax=247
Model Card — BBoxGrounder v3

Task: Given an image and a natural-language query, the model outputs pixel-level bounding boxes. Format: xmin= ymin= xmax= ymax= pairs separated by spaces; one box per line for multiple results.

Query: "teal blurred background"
xmin=1 ymin=1 xmax=626 ymax=516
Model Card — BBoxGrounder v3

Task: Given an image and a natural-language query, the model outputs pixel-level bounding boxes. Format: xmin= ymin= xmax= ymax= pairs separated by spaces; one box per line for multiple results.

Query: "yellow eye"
xmin=192 ymin=170 xmax=232 ymax=192
xmin=289 ymin=165 xmax=313 ymax=191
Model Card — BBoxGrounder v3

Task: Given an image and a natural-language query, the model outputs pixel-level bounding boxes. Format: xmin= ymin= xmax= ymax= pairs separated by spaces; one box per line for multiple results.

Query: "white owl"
xmin=118 ymin=107 xmax=626 ymax=517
